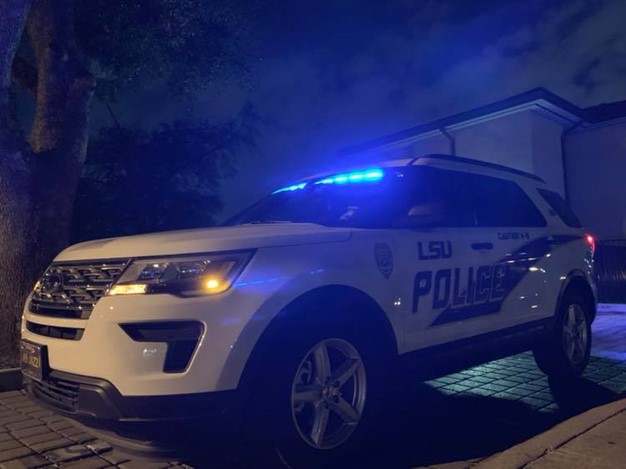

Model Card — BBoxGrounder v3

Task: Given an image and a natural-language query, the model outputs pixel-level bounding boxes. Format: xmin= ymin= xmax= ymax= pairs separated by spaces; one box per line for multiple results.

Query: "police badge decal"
xmin=374 ymin=243 xmax=394 ymax=279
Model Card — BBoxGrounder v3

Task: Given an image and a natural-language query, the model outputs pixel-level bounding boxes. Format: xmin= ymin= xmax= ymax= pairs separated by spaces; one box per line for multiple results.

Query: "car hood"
xmin=55 ymin=223 xmax=353 ymax=262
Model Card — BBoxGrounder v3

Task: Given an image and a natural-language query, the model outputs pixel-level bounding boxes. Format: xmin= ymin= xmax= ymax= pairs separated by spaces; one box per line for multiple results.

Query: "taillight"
xmin=585 ymin=233 xmax=595 ymax=254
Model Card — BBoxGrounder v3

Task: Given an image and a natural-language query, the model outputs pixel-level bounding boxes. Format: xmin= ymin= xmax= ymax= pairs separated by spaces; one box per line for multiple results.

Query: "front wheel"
xmin=290 ymin=337 xmax=368 ymax=450
xmin=533 ymin=291 xmax=592 ymax=378
xmin=244 ymin=324 xmax=385 ymax=468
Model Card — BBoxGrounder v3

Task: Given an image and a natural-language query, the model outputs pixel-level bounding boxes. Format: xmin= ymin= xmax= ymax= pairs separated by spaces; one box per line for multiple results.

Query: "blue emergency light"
xmin=272 ymin=169 xmax=384 ymax=194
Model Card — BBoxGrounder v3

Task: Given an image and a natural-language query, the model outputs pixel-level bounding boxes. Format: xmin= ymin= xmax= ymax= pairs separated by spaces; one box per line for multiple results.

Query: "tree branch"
xmin=0 ymin=0 xmax=32 ymax=88
xmin=10 ymin=56 xmax=37 ymax=97
xmin=27 ymin=0 xmax=94 ymax=156
xmin=0 ymin=0 xmax=33 ymax=135
xmin=63 ymin=71 xmax=95 ymax=164
xmin=104 ymin=101 xmax=122 ymax=131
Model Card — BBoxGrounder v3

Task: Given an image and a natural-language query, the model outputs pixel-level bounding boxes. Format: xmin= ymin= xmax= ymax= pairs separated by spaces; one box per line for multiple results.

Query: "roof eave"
xmin=339 ymin=88 xmax=587 ymax=157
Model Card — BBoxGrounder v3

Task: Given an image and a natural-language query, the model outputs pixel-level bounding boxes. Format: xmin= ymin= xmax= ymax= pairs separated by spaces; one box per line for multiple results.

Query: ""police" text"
xmin=412 ymin=264 xmax=508 ymax=314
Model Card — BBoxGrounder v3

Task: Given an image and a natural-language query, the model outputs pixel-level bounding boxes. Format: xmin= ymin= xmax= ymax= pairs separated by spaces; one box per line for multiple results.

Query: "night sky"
xmin=91 ymin=0 xmax=626 ymax=222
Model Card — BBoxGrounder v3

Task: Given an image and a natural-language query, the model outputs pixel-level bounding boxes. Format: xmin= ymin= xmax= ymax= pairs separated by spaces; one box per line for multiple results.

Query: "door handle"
xmin=471 ymin=242 xmax=494 ymax=250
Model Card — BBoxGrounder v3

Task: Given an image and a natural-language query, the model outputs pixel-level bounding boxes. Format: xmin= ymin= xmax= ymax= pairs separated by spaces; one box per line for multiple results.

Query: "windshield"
xmin=225 ymin=168 xmax=415 ymax=228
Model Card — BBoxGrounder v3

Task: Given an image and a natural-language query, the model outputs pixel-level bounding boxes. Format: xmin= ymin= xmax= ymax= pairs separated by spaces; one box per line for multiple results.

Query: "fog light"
xmin=121 ymin=321 xmax=204 ymax=373
xmin=109 ymin=284 xmax=148 ymax=296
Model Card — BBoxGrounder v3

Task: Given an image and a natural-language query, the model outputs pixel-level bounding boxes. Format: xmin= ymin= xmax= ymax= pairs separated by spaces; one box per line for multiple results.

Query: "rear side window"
xmin=471 ymin=175 xmax=547 ymax=227
xmin=394 ymin=167 xmax=478 ymax=228
xmin=395 ymin=168 xmax=545 ymax=228
xmin=537 ymin=189 xmax=582 ymax=228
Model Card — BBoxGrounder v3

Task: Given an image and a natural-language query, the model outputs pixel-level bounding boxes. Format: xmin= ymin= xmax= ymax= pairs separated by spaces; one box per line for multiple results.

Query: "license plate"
xmin=20 ymin=341 xmax=48 ymax=381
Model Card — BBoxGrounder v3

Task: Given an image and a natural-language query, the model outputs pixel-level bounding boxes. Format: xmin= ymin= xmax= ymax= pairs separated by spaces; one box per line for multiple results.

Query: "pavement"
xmin=473 ymin=398 xmax=626 ymax=469
xmin=1 ymin=305 xmax=625 ymax=468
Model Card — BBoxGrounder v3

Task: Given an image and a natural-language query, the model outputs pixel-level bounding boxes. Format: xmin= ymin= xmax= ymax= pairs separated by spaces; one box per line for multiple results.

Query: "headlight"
xmin=107 ymin=251 xmax=253 ymax=297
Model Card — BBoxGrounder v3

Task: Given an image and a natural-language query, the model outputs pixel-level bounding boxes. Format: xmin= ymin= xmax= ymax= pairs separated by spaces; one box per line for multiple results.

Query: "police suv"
xmin=21 ymin=154 xmax=596 ymax=464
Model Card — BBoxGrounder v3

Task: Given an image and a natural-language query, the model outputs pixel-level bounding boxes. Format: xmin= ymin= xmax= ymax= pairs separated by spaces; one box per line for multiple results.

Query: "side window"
xmin=472 ymin=175 xmax=546 ymax=227
xmin=537 ymin=189 xmax=582 ymax=228
xmin=396 ymin=168 xmax=477 ymax=228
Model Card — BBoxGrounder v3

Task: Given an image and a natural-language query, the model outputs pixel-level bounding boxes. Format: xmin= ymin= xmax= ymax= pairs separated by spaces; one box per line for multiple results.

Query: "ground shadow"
xmin=353 ymin=375 xmax=622 ymax=469
xmin=173 ymin=355 xmax=626 ymax=469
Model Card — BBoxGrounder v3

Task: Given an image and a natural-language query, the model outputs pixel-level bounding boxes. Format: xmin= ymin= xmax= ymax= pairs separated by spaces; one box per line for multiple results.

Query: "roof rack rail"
xmin=407 ymin=154 xmax=545 ymax=183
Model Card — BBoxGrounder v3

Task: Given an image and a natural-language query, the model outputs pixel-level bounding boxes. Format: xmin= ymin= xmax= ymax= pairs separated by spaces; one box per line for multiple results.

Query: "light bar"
xmin=272 ymin=169 xmax=384 ymax=195
xmin=315 ymin=169 xmax=384 ymax=185
xmin=272 ymin=182 xmax=307 ymax=194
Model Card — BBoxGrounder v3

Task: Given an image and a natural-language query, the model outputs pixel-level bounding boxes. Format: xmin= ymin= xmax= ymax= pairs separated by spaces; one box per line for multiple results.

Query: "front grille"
xmin=29 ymin=260 xmax=129 ymax=319
xmin=29 ymin=376 xmax=79 ymax=412
xmin=26 ymin=321 xmax=84 ymax=340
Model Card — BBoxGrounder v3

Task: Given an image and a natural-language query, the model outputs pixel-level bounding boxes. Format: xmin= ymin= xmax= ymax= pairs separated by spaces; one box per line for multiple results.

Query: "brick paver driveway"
xmin=2 ymin=308 xmax=626 ymax=468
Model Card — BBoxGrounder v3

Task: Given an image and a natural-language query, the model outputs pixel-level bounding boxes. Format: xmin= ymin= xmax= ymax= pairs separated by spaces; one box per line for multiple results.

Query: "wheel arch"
xmin=277 ymin=284 xmax=398 ymax=351
xmin=557 ymin=270 xmax=597 ymax=323
xmin=237 ymin=284 xmax=398 ymax=392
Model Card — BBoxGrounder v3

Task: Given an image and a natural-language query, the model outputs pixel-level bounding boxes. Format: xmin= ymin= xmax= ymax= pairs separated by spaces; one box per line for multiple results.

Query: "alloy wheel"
xmin=290 ymin=338 xmax=367 ymax=450
xmin=562 ymin=303 xmax=589 ymax=366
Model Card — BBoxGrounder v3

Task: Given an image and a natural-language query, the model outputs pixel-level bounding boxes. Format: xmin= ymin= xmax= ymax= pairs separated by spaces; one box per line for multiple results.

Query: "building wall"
xmin=452 ymin=111 xmax=534 ymax=172
xmin=347 ymin=107 xmax=626 ymax=238
xmin=566 ymin=120 xmax=626 ymax=239
xmin=530 ymin=114 xmax=566 ymax=196
xmin=355 ymin=111 xmax=538 ymax=168
xmin=354 ymin=134 xmax=450 ymax=161
xmin=352 ymin=110 xmax=568 ymax=195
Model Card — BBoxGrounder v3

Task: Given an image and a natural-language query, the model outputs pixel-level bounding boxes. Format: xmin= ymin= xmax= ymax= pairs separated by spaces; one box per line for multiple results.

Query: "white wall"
xmin=453 ymin=111 xmax=535 ymax=172
xmin=346 ymin=105 xmax=626 ymax=239
xmin=354 ymin=134 xmax=450 ymax=161
xmin=566 ymin=120 xmax=626 ymax=238
xmin=353 ymin=111 xmax=538 ymax=168
xmin=530 ymin=114 xmax=566 ymax=196
xmin=350 ymin=110 xmax=569 ymax=193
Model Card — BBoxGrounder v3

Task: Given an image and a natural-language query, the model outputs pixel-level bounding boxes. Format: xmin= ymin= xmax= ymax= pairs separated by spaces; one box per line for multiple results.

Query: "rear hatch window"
xmin=537 ymin=189 xmax=582 ymax=227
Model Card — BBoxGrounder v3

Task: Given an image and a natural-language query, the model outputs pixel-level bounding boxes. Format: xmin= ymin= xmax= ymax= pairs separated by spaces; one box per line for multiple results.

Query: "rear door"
xmin=396 ymin=168 xmax=550 ymax=353
xmin=393 ymin=167 xmax=488 ymax=351
xmin=469 ymin=174 xmax=550 ymax=329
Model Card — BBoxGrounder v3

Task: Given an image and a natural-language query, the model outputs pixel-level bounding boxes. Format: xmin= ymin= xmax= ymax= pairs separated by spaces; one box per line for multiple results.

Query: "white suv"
xmin=21 ymin=154 xmax=596 ymax=464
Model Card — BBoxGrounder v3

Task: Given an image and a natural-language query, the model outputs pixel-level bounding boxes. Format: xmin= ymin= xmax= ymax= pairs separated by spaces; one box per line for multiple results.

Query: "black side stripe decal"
xmin=430 ymin=235 xmax=581 ymax=326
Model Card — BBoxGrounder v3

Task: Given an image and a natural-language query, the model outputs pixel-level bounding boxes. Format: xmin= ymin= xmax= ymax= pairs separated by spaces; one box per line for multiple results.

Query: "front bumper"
xmin=20 ymin=285 xmax=272 ymax=395
xmin=24 ymin=369 xmax=243 ymax=448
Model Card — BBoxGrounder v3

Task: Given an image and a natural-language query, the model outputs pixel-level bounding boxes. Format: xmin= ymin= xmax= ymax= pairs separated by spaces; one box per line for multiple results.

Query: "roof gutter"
xmin=439 ymin=127 xmax=456 ymax=156
xmin=561 ymin=119 xmax=586 ymax=204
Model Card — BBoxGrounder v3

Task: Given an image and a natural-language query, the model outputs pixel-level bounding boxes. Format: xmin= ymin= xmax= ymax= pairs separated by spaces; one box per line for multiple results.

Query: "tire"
xmin=533 ymin=290 xmax=592 ymax=378
xmin=243 ymin=319 xmax=385 ymax=468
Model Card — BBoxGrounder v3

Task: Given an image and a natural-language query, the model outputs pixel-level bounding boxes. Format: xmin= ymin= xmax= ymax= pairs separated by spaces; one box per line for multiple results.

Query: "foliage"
xmin=73 ymin=104 xmax=258 ymax=241
xmin=74 ymin=0 xmax=257 ymax=101
xmin=0 ymin=0 xmax=260 ymax=362
xmin=70 ymin=0 xmax=261 ymax=238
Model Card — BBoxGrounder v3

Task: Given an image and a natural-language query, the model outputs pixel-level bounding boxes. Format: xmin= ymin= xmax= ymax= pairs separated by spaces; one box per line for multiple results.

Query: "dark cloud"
xmin=553 ymin=0 xmax=606 ymax=43
xmin=93 ymin=0 xmax=626 ymax=221
xmin=216 ymin=0 xmax=626 ymax=220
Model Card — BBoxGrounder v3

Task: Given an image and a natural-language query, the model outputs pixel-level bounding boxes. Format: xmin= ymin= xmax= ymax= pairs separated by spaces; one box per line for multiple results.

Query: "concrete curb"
xmin=597 ymin=303 xmax=626 ymax=313
xmin=473 ymin=397 xmax=626 ymax=468
xmin=0 ymin=367 xmax=22 ymax=392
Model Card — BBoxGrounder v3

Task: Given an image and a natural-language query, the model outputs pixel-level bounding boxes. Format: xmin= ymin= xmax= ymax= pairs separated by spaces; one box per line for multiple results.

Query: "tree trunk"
xmin=0 ymin=0 xmax=34 ymax=359
xmin=0 ymin=135 xmax=36 ymax=359
xmin=0 ymin=0 xmax=94 ymax=359
xmin=28 ymin=0 xmax=94 ymax=263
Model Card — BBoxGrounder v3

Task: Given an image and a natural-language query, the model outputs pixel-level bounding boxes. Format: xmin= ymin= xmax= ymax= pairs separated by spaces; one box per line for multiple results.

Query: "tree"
xmin=0 ymin=0 xmax=255 ymax=358
xmin=74 ymin=107 xmax=258 ymax=241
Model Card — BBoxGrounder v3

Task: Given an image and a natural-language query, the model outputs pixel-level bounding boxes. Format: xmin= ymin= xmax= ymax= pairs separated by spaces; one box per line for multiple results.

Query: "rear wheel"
xmin=533 ymin=291 xmax=592 ymax=378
